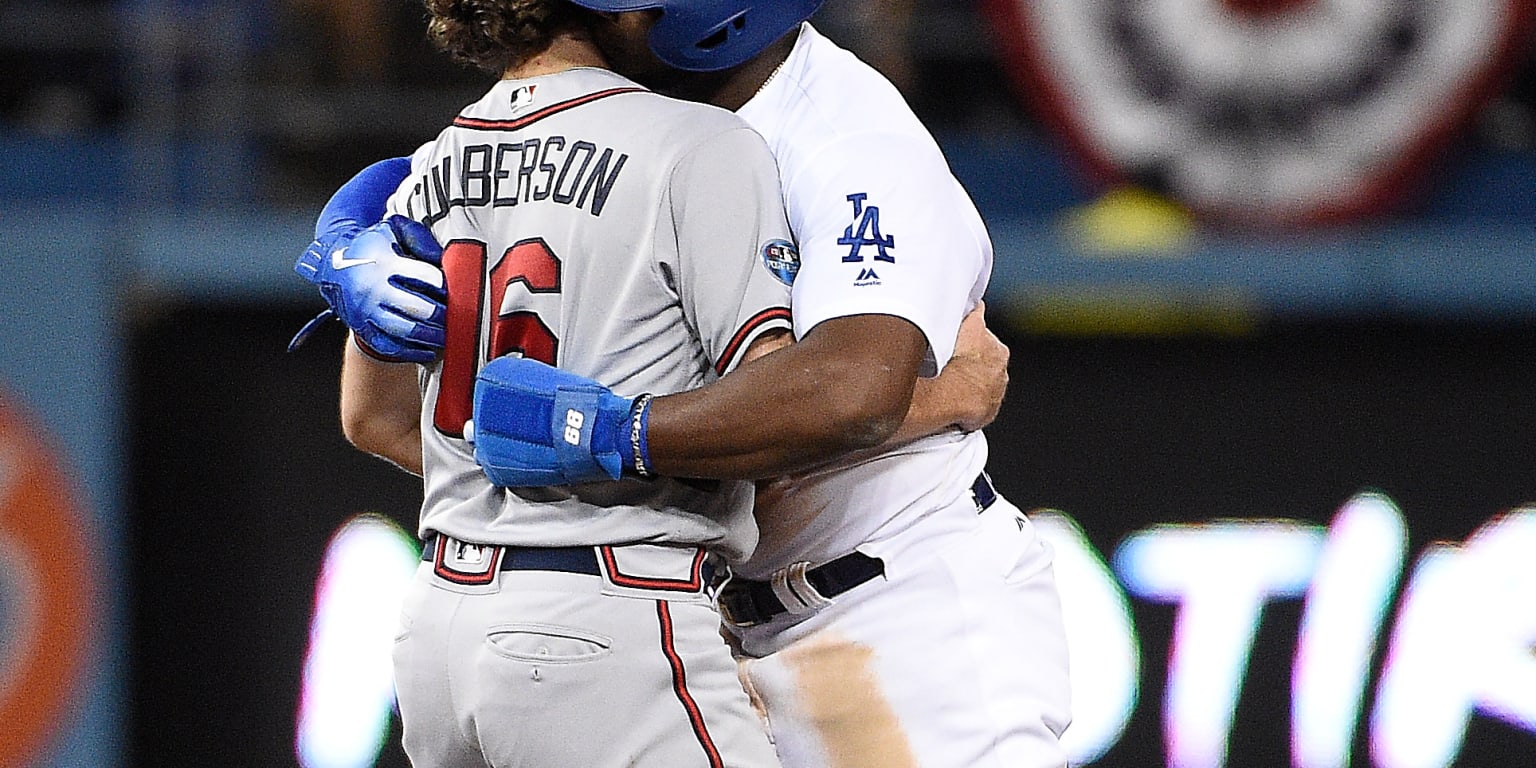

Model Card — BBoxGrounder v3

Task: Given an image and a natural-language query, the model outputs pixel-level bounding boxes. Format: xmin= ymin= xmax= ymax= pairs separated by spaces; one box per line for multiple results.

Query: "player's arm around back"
xmin=645 ymin=312 xmax=926 ymax=479
xmin=888 ymin=300 xmax=1010 ymax=443
xmin=466 ymin=310 xmax=926 ymax=485
xmin=730 ymin=302 xmax=1007 ymax=453
xmin=642 ymin=118 xmax=928 ymax=479
xmin=673 ymin=301 xmax=1005 ymax=476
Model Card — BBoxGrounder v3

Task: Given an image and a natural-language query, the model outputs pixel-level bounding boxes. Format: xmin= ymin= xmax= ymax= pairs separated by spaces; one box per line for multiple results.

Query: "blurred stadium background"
xmin=2 ymin=1 xmax=1535 ymax=766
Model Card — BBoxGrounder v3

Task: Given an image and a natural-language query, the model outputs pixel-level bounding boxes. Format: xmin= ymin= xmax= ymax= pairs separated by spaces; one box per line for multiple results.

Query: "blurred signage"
xmin=1037 ymin=492 xmax=1536 ymax=767
xmin=0 ymin=393 xmax=97 ymax=765
xmin=295 ymin=493 xmax=1536 ymax=768
xmin=982 ymin=0 xmax=1536 ymax=224
xmin=297 ymin=515 xmax=419 ymax=768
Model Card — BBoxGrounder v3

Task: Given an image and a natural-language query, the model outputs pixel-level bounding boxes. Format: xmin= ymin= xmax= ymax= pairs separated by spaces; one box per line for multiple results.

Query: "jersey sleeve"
xmin=785 ymin=132 xmax=991 ymax=376
xmin=385 ymin=141 xmax=439 ymax=219
xmin=666 ymin=126 xmax=795 ymax=377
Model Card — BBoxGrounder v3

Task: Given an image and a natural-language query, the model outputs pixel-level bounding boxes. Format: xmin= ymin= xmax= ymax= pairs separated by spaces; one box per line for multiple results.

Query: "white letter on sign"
xmin=1370 ymin=510 xmax=1536 ymax=768
xmin=1116 ymin=521 xmax=1324 ymax=768
xmin=1292 ymin=493 xmax=1407 ymax=768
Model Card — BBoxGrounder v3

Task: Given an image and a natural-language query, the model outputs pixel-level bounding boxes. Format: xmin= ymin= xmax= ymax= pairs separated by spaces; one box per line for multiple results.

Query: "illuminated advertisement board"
xmin=291 ymin=496 xmax=1535 ymax=768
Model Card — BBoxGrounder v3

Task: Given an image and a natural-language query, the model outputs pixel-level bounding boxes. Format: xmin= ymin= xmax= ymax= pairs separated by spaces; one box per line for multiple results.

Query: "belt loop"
xmin=431 ymin=535 xmax=504 ymax=586
xmin=971 ymin=471 xmax=997 ymax=513
xmin=598 ymin=544 xmax=714 ymax=593
xmin=717 ymin=551 xmax=885 ymax=627
xmin=706 ymin=556 xmax=733 ymax=600
xmin=768 ymin=562 xmax=835 ymax=617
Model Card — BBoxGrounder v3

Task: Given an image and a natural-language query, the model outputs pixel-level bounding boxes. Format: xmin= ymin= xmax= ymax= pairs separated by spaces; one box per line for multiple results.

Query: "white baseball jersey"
xmin=727 ymin=28 xmax=1071 ymax=768
xmin=387 ymin=68 xmax=795 ymax=563
xmin=732 ymin=24 xmax=994 ymax=578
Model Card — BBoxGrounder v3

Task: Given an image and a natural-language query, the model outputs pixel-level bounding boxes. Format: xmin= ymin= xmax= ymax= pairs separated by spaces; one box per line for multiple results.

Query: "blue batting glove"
xmin=470 ymin=356 xmax=652 ymax=487
xmin=291 ymin=214 xmax=447 ymax=363
xmin=289 ymin=157 xmax=449 ymax=362
xmin=294 ymin=157 xmax=412 ymax=300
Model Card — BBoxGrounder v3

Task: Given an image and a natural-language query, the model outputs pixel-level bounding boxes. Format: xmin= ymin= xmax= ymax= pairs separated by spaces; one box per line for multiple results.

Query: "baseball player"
xmin=297 ymin=4 xmax=1066 ymax=768
xmin=298 ymin=2 xmax=796 ymax=765
xmin=471 ymin=5 xmax=1075 ymax=768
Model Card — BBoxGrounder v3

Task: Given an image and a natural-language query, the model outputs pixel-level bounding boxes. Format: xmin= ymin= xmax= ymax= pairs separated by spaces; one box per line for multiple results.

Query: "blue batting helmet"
xmin=568 ymin=0 xmax=825 ymax=72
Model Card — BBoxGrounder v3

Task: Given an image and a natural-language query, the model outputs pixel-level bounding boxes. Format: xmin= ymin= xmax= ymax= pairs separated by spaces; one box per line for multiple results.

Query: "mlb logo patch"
xmin=762 ymin=239 xmax=800 ymax=286
xmin=510 ymin=84 xmax=539 ymax=113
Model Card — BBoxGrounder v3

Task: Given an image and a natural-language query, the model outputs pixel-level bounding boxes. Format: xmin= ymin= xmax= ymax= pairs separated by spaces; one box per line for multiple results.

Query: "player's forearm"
xmin=884 ymin=376 xmax=968 ymax=446
xmin=644 ymin=361 xmax=903 ymax=479
xmin=340 ymin=337 xmax=425 ymax=475
xmin=644 ymin=314 xmax=926 ymax=479
xmin=884 ymin=302 xmax=1009 ymax=446
xmin=887 ymin=351 xmax=1005 ymax=443
xmin=787 ymin=356 xmax=991 ymax=472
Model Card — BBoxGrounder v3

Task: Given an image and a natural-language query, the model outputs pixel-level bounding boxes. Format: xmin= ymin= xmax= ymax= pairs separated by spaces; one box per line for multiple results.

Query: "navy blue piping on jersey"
xmin=451 ymin=87 xmax=648 ymax=132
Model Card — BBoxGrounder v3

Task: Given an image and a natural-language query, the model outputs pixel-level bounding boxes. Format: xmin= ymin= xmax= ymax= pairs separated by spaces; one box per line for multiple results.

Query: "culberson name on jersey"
xmin=404 ymin=137 xmax=629 ymax=225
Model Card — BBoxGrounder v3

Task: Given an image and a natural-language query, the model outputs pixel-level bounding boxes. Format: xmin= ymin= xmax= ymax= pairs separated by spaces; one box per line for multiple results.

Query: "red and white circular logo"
xmin=981 ymin=0 xmax=1536 ymax=225
xmin=0 ymin=393 xmax=96 ymax=764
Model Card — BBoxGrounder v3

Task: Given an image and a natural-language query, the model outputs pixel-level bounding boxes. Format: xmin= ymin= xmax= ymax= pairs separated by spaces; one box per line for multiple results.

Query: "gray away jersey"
xmin=387 ymin=68 xmax=795 ymax=562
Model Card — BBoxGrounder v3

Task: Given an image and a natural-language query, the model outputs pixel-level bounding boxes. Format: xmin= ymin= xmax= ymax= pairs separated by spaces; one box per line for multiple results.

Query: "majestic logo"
xmin=838 ymin=193 xmax=896 ymax=263
xmin=981 ymin=0 xmax=1536 ymax=224
xmin=509 ymin=84 xmax=539 ymax=113
xmin=761 ymin=238 xmax=800 ymax=286
xmin=854 ymin=267 xmax=881 ymax=286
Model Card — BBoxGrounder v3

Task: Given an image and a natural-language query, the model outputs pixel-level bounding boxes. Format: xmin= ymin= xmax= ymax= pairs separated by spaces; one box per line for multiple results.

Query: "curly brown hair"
xmin=422 ymin=0 xmax=592 ymax=75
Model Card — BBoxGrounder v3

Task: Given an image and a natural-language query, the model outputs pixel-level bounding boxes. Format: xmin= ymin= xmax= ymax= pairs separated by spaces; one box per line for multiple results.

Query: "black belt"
xmin=719 ymin=472 xmax=998 ymax=627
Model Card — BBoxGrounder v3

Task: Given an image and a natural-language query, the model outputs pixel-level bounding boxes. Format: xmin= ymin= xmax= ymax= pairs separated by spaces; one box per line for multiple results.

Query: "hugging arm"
xmin=885 ymin=301 xmax=1009 ymax=445
xmin=470 ymin=313 xmax=927 ymax=485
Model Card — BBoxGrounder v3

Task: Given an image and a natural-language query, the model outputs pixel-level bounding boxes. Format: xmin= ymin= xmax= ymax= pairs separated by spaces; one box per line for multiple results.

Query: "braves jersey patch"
xmin=761 ymin=239 xmax=799 ymax=286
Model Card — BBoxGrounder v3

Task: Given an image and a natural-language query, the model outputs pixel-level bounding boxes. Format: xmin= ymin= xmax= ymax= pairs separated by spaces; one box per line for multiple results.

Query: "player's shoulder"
xmin=620 ymin=95 xmax=776 ymax=180
xmin=636 ymin=90 xmax=761 ymax=146
xmin=752 ymin=25 xmax=940 ymax=177
xmin=547 ymin=68 xmax=761 ymax=153
xmin=790 ymin=25 xmax=930 ymax=138
xmin=449 ymin=67 xmax=763 ymax=163
xmin=455 ymin=66 xmax=746 ymax=130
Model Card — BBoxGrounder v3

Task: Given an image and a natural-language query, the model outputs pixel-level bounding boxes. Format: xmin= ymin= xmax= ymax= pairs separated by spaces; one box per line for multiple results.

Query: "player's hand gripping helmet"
xmin=568 ymin=0 xmax=825 ymax=72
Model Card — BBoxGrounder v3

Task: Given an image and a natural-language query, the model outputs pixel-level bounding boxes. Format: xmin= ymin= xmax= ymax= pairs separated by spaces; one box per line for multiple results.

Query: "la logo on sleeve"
xmin=838 ymin=193 xmax=896 ymax=264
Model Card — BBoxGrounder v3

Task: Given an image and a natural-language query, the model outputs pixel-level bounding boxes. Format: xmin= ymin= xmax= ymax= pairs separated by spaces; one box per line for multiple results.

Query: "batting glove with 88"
xmin=470 ymin=356 xmax=654 ymax=487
